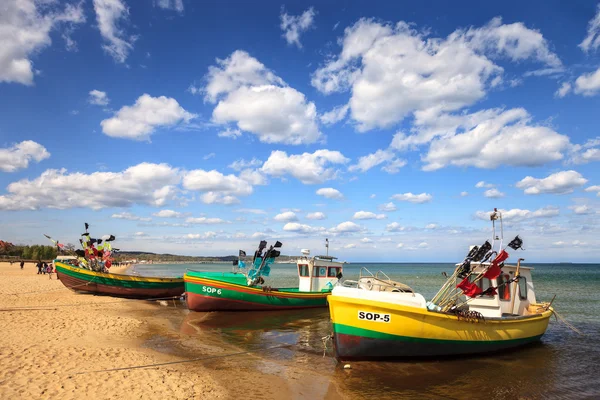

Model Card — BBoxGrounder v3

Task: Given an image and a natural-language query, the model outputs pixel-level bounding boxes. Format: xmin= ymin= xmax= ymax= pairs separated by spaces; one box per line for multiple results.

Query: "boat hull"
xmin=328 ymin=294 xmax=552 ymax=360
xmin=184 ymin=272 xmax=330 ymax=311
xmin=55 ymin=262 xmax=184 ymax=299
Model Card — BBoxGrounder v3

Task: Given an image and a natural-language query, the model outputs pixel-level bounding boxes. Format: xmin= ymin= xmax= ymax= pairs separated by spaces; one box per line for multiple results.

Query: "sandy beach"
xmin=0 ymin=261 xmax=226 ymax=398
xmin=0 ymin=262 xmax=344 ymax=399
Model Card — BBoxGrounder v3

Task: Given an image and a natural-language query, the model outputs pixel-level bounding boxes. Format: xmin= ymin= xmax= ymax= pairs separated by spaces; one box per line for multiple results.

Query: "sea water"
xmin=133 ymin=262 xmax=600 ymax=399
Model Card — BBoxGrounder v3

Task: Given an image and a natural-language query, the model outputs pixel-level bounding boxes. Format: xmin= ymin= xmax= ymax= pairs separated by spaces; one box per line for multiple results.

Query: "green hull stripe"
xmin=56 ymin=266 xmax=182 ymax=290
xmin=333 ymin=323 xmax=544 ymax=345
xmin=185 ymin=281 xmax=327 ymax=307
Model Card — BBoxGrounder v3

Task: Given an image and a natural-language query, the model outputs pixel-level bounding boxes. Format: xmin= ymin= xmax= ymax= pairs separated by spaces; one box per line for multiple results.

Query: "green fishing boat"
xmin=55 ymin=261 xmax=184 ymax=299
xmin=185 ymin=240 xmax=345 ymax=311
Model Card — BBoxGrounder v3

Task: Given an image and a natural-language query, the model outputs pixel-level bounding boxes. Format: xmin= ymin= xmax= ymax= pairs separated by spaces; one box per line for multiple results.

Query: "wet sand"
xmin=0 ymin=262 xmax=344 ymax=399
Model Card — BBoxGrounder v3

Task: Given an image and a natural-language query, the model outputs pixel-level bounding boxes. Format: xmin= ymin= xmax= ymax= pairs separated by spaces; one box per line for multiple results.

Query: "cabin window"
xmin=328 ymin=266 xmax=341 ymax=277
xmin=298 ymin=264 xmax=309 ymax=277
xmin=518 ymin=277 xmax=528 ymax=300
xmin=497 ymin=274 xmax=511 ymax=301
xmin=313 ymin=266 xmax=327 ymax=277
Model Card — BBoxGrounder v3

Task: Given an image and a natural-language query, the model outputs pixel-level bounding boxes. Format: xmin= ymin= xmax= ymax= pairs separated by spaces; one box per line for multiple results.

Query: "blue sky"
xmin=1 ymin=0 xmax=600 ymax=262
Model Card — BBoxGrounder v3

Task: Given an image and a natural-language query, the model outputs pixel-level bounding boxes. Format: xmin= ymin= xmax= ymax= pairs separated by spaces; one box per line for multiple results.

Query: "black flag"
xmin=507 ymin=236 xmax=524 ymax=250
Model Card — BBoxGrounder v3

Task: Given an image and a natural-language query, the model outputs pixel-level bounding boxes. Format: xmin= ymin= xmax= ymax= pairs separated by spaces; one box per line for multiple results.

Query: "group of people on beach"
xmin=36 ymin=261 xmax=54 ymax=279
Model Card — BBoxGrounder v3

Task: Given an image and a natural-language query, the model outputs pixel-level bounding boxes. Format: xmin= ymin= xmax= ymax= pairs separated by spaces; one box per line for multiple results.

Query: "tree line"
xmin=1 ymin=244 xmax=59 ymax=261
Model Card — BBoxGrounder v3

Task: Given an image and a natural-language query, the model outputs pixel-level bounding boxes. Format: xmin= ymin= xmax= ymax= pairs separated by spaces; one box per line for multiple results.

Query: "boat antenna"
xmin=490 ymin=208 xmax=503 ymax=253
xmin=325 ymin=238 xmax=329 ymax=257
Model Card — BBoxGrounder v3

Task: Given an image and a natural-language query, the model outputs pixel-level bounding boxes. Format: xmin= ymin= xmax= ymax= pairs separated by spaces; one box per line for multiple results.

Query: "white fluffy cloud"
xmin=100 ymin=94 xmax=196 ymax=141
xmin=212 ymin=86 xmax=321 ymax=144
xmin=152 ymin=209 xmax=182 ymax=218
xmin=183 ymin=169 xmax=253 ymax=205
xmin=569 ymin=205 xmax=595 ymax=215
xmin=89 ymin=90 xmax=110 ymax=106
xmin=555 ymin=82 xmax=572 ymax=98
xmin=386 ymin=222 xmax=407 ymax=232
xmin=391 ymin=192 xmax=432 ymax=204
xmin=274 ymin=211 xmax=298 ymax=222
xmin=475 ymin=207 xmax=559 ymax=222
xmin=186 ymin=217 xmax=228 ymax=224
xmin=425 ymin=224 xmax=438 ymax=229
xmin=574 ymin=68 xmax=600 ymax=96
xmin=261 ymin=150 xmax=349 ymax=184
xmin=320 ymin=104 xmax=349 ymax=125
xmin=353 ymin=211 xmax=386 ymax=220
xmin=580 ymin=4 xmax=600 ymax=53
xmin=306 ymin=212 xmax=326 ymax=220
xmin=475 ymin=181 xmax=495 ymax=188
xmin=316 ymin=188 xmax=344 ymax=200
xmin=0 ymin=162 xmax=180 ymax=210
xmin=185 ymin=232 xmax=217 ymax=240
xmin=0 ymin=0 xmax=85 ymax=85
xmin=378 ymin=202 xmax=397 ymax=212
xmin=111 ymin=212 xmax=152 ymax=222
xmin=330 ymin=221 xmax=363 ymax=233
xmin=343 ymin=243 xmax=357 ymax=249
xmin=312 ymin=17 xmax=560 ymax=131
xmin=516 ymin=171 xmax=588 ymax=195
xmin=93 ymin=0 xmax=136 ymax=63
xmin=203 ymin=51 xmax=322 ymax=144
xmin=410 ymin=108 xmax=571 ymax=171
xmin=280 ymin=7 xmax=316 ymax=48
xmin=283 ymin=222 xmax=325 ymax=234
xmin=484 ymin=188 xmax=505 ymax=198
xmin=348 ymin=149 xmax=406 ymax=174
xmin=0 ymin=141 xmax=50 ymax=172
xmin=360 ymin=237 xmax=373 ymax=243
xmin=585 ymin=185 xmax=600 ymax=196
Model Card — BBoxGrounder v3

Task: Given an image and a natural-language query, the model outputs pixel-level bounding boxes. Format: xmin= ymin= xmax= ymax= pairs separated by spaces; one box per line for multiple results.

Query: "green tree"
xmin=22 ymin=246 xmax=32 ymax=260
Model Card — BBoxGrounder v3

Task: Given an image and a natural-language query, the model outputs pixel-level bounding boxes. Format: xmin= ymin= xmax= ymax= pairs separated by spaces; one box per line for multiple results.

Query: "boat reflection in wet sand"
xmin=184 ymin=240 xmax=345 ymax=311
xmin=180 ymin=308 xmax=329 ymax=335
xmin=329 ymin=208 xmax=554 ymax=360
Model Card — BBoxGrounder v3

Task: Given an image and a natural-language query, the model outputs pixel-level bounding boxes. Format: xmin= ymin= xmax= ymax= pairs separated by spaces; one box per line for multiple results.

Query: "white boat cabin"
xmin=297 ymin=249 xmax=345 ymax=292
xmin=465 ymin=262 xmax=537 ymax=318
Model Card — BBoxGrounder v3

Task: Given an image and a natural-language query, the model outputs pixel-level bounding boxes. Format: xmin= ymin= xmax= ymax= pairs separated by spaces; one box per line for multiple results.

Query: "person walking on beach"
xmin=47 ymin=264 xmax=53 ymax=279
xmin=20 ymin=260 xmax=24 ymax=270
xmin=37 ymin=261 xmax=43 ymax=274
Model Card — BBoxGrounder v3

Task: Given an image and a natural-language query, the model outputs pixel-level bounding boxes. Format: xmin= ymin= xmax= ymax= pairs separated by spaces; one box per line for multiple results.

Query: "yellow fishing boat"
xmin=328 ymin=209 xmax=554 ymax=360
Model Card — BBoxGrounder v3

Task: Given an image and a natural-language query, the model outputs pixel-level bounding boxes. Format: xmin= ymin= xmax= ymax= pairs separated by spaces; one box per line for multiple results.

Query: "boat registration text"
xmin=201 ymin=286 xmax=222 ymax=295
xmin=358 ymin=311 xmax=390 ymax=323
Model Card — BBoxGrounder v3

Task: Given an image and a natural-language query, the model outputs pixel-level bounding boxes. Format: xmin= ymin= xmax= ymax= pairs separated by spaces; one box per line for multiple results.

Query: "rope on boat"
xmin=71 ymin=343 xmax=293 ymax=375
xmin=0 ymin=295 xmax=183 ymax=312
xmin=552 ymin=309 xmax=585 ymax=336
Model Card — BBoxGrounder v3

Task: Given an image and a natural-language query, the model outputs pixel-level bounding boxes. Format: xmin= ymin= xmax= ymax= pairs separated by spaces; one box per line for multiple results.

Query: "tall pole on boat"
xmin=325 ymin=238 xmax=329 ymax=257
xmin=510 ymin=258 xmax=524 ymax=315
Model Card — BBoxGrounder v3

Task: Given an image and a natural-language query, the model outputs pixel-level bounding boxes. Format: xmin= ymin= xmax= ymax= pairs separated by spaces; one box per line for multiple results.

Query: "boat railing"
xmin=338 ymin=267 xmax=414 ymax=293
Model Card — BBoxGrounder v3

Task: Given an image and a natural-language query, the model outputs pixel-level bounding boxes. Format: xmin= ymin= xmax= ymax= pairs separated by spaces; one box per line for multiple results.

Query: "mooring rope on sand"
xmin=71 ymin=343 xmax=294 ymax=375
